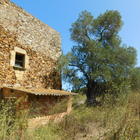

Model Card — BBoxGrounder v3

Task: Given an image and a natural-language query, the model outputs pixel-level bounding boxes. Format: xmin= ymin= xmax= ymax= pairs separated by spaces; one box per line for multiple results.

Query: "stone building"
xmin=0 ymin=0 xmax=75 ymax=120
xmin=0 ymin=0 xmax=61 ymax=89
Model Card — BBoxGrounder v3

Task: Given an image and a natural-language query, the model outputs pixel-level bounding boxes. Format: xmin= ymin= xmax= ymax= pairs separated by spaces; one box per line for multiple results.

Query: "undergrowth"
xmin=0 ymin=92 xmax=140 ymax=140
xmin=30 ymin=92 xmax=140 ymax=140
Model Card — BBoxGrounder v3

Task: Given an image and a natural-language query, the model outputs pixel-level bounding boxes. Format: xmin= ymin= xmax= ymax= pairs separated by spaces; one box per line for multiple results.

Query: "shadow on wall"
xmin=44 ymin=68 xmax=62 ymax=90
xmin=28 ymin=95 xmax=68 ymax=118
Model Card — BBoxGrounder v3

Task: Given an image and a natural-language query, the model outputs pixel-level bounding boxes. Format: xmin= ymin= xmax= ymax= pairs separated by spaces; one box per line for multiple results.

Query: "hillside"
xmin=1 ymin=91 xmax=140 ymax=140
xmin=45 ymin=92 xmax=140 ymax=140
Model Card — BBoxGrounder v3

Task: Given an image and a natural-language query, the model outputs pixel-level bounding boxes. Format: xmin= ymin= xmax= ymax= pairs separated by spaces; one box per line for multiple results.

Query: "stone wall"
xmin=28 ymin=96 xmax=72 ymax=129
xmin=0 ymin=0 xmax=61 ymax=60
xmin=0 ymin=0 xmax=61 ymax=89
xmin=28 ymin=112 xmax=68 ymax=129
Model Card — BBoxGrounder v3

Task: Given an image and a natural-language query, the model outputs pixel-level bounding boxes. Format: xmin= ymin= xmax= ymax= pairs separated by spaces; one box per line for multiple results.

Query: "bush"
xmin=0 ymin=99 xmax=28 ymax=140
xmin=1 ymin=92 xmax=140 ymax=140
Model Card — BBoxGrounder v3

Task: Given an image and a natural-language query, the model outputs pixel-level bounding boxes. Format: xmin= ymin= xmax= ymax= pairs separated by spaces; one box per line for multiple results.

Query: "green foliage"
xmin=60 ymin=10 xmax=136 ymax=104
xmin=130 ymin=67 xmax=140 ymax=91
xmin=0 ymin=99 xmax=28 ymax=140
xmin=32 ymin=124 xmax=61 ymax=140
xmin=33 ymin=92 xmax=139 ymax=140
xmin=54 ymin=92 xmax=140 ymax=140
xmin=1 ymin=92 xmax=140 ymax=140
xmin=102 ymin=92 xmax=140 ymax=139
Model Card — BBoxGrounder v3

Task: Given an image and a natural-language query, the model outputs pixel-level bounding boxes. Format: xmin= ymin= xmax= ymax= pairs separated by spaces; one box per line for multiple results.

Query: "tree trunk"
xmin=86 ymin=81 xmax=97 ymax=106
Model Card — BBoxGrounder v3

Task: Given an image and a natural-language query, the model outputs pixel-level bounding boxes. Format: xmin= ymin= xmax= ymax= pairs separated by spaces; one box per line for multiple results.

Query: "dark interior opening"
xmin=15 ymin=53 xmax=25 ymax=68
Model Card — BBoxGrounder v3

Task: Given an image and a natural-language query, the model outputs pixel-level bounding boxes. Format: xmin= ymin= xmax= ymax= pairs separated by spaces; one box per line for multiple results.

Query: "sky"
xmin=11 ymin=0 xmax=140 ymax=66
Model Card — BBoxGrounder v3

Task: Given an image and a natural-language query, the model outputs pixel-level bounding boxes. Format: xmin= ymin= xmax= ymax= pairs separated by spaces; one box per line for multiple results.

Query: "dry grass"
xmin=0 ymin=92 xmax=140 ymax=140
xmin=51 ymin=92 xmax=140 ymax=140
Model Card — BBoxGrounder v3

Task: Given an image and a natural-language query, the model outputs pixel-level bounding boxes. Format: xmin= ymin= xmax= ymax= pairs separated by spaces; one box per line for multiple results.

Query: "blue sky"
xmin=11 ymin=0 xmax=140 ymax=66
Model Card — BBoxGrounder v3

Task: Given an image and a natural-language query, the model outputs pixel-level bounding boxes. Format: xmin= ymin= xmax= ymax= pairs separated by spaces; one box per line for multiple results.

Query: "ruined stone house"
xmin=0 ymin=0 xmax=75 ymax=119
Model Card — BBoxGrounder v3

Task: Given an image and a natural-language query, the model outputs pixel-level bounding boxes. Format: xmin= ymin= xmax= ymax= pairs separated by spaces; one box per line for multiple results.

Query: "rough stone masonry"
xmin=0 ymin=0 xmax=62 ymax=89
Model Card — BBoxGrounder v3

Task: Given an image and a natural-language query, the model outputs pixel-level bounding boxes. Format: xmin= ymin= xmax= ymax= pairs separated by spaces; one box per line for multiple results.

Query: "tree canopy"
xmin=59 ymin=10 xmax=136 ymax=105
xmin=130 ymin=67 xmax=140 ymax=91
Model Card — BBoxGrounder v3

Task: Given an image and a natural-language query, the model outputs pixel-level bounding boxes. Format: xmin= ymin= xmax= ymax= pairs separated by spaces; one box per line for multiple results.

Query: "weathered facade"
xmin=0 ymin=0 xmax=61 ymax=89
xmin=0 ymin=0 xmax=76 ymax=123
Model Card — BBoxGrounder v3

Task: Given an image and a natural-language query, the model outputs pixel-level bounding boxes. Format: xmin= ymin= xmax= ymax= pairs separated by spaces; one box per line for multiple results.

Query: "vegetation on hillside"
xmin=0 ymin=92 xmax=140 ymax=140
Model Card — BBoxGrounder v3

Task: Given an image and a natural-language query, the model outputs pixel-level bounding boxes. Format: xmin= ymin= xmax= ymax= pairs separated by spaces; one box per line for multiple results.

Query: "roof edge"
xmin=2 ymin=87 xmax=77 ymax=96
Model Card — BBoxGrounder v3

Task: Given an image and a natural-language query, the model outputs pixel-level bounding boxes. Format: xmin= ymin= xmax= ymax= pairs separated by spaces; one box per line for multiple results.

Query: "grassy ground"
xmin=33 ymin=92 xmax=140 ymax=140
xmin=0 ymin=92 xmax=140 ymax=140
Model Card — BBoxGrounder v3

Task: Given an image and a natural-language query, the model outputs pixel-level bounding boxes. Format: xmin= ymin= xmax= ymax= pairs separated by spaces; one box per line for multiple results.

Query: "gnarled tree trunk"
xmin=86 ymin=81 xmax=97 ymax=106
